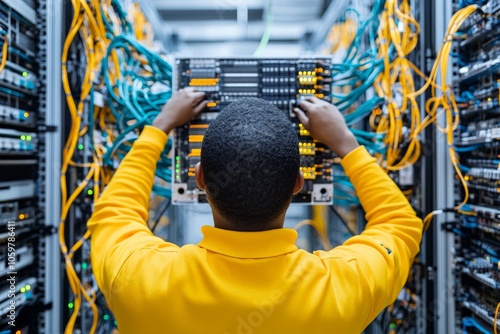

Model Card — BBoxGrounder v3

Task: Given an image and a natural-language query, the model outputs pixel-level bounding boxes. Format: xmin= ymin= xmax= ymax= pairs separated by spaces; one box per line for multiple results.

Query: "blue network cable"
xmin=462 ymin=317 xmax=491 ymax=334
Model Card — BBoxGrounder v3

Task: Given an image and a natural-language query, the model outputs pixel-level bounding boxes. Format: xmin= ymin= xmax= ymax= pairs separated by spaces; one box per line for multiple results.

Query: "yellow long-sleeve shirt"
xmin=88 ymin=125 xmax=422 ymax=334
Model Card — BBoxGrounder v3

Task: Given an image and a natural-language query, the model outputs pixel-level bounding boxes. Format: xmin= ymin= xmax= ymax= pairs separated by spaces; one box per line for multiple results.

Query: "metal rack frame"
xmin=38 ymin=0 xmax=62 ymax=332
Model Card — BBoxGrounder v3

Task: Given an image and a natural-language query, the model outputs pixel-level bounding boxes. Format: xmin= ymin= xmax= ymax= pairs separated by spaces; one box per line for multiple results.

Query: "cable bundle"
xmin=324 ymin=1 xmax=480 ymax=209
xmin=60 ymin=0 xmax=172 ymax=332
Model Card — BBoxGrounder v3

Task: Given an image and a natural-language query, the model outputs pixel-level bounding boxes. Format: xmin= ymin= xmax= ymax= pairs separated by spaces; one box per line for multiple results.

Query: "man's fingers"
xmin=189 ymin=91 xmax=207 ymax=103
xmin=294 ymin=108 xmax=309 ymax=128
xmin=298 ymin=99 xmax=314 ymax=111
xmin=193 ymin=100 xmax=208 ymax=115
xmin=305 ymin=96 xmax=323 ymax=104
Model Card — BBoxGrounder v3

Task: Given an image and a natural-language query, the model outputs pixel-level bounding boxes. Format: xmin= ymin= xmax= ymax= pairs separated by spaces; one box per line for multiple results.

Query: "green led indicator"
xmin=22 ymin=71 xmax=28 ymax=77
xmin=175 ymin=164 xmax=180 ymax=168
xmin=20 ymin=287 xmax=26 ymax=293
xmin=78 ymin=144 xmax=84 ymax=150
xmin=26 ymin=285 xmax=31 ymax=291
xmin=175 ymin=170 xmax=180 ymax=174
xmin=114 ymin=320 xmax=118 ymax=326
xmin=103 ymin=314 xmax=110 ymax=321
xmin=176 ymin=156 xmax=180 ymax=161
xmin=87 ymin=189 xmax=94 ymax=196
xmin=82 ymin=262 xmax=88 ymax=270
xmin=26 ymin=135 xmax=32 ymax=141
xmin=20 ymin=135 xmax=26 ymax=140
xmin=389 ymin=323 xmax=396 ymax=330
xmin=68 ymin=302 xmax=74 ymax=309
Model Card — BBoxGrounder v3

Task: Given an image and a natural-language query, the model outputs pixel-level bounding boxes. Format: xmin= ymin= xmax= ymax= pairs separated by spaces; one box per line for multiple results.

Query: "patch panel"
xmin=0 ymin=104 xmax=35 ymax=128
xmin=0 ymin=276 xmax=36 ymax=317
xmin=469 ymin=189 xmax=500 ymax=208
xmin=469 ymin=205 xmax=500 ymax=220
xmin=0 ymin=0 xmax=36 ymax=28
xmin=460 ymin=13 xmax=500 ymax=48
xmin=460 ymin=299 xmax=500 ymax=328
xmin=0 ymin=128 xmax=37 ymax=155
xmin=0 ymin=61 xmax=37 ymax=94
xmin=458 ymin=58 xmax=500 ymax=84
xmin=0 ymin=3 xmax=37 ymax=56
xmin=0 ymin=181 xmax=35 ymax=202
xmin=0 ymin=243 xmax=34 ymax=277
xmin=468 ymin=167 xmax=500 ymax=180
xmin=462 ymin=266 xmax=499 ymax=289
xmin=0 ymin=164 xmax=37 ymax=204
xmin=456 ymin=119 xmax=500 ymax=145
xmin=465 ymin=158 xmax=500 ymax=169
xmin=173 ymin=57 xmax=334 ymax=205
xmin=466 ymin=181 xmax=499 ymax=194
xmin=0 ymin=89 xmax=34 ymax=112
xmin=460 ymin=83 xmax=500 ymax=118
xmin=0 ymin=200 xmax=35 ymax=231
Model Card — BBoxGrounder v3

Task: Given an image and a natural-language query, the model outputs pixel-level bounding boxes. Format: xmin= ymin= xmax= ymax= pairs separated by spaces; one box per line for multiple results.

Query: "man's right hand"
xmin=152 ymin=88 xmax=207 ymax=134
xmin=294 ymin=97 xmax=359 ymax=158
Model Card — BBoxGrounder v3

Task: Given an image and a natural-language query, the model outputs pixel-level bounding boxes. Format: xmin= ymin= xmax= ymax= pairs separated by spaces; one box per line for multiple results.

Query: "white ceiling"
xmin=151 ymin=0 xmax=330 ymax=57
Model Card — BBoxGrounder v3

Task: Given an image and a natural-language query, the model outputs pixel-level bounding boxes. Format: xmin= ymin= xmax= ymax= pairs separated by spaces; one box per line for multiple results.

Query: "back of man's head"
xmin=201 ymin=98 xmax=300 ymax=231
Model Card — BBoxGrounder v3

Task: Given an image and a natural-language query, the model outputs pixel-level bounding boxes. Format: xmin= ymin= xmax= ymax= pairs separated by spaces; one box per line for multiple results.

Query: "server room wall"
xmin=0 ymin=0 xmax=496 ymax=333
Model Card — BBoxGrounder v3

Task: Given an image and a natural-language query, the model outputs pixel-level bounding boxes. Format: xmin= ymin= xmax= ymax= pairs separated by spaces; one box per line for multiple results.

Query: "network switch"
xmin=0 ymin=104 xmax=35 ymax=128
xmin=0 ymin=243 xmax=34 ymax=277
xmin=0 ymin=276 xmax=36 ymax=317
xmin=0 ymin=61 xmax=37 ymax=94
xmin=0 ymin=200 xmax=35 ymax=228
xmin=0 ymin=128 xmax=37 ymax=155
xmin=0 ymin=0 xmax=36 ymax=27
xmin=0 ymin=181 xmax=35 ymax=202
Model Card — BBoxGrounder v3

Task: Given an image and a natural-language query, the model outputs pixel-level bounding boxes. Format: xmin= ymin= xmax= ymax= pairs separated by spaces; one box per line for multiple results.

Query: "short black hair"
xmin=201 ymin=98 xmax=300 ymax=230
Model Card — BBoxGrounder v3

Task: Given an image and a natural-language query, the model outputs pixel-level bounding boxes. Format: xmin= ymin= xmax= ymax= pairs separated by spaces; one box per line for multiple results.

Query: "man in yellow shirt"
xmin=88 ymin=89 xmax=422 ymax=334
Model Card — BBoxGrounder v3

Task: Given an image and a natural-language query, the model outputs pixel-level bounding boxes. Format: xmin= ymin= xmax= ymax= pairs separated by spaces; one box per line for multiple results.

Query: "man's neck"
xmin=211 ymin=208 xmax=284 ymax=232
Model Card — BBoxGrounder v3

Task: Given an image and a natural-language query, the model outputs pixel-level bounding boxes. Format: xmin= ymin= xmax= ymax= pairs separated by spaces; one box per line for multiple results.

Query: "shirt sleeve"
xmin=315 ymin=146 xmax=423 ymax=331
xmin=87 ymin=125 xmax=180 ymax=306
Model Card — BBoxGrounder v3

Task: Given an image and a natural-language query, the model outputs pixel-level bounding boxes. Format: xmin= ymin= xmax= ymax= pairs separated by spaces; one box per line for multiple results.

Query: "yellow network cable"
xmin=325 ymin=2 xmax=479 ymax=240
xmin=495 ymin=301 xmax=500 ymax=334
xmin=60 ymin=1 xmax=159 ymax=333
xmin=0 ymin=33 xmax=8 ymax=74
xmin=327 ymin=18 xmax=358 ymax=54
xmin=374 ymin=3 xmax=479 ymax=211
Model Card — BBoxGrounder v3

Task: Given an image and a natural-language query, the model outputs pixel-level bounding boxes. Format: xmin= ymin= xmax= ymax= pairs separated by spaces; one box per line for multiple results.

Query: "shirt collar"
xmin=198 ymin=226 xmax=299 ymax=259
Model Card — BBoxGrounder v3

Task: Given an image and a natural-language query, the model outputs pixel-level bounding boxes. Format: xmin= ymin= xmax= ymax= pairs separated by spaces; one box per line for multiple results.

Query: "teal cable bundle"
xmin=99 ymin=4 xmax=174 ymax=198
xmin=329 ymin=0 xmax=389 ymax=204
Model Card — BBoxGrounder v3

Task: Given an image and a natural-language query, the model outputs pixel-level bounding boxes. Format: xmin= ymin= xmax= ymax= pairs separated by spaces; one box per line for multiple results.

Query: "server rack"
xmin=0 ymin=0 xmax=61 ymax=332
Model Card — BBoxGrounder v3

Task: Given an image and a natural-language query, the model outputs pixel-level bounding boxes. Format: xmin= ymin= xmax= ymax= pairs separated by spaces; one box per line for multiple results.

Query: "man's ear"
xmin=195 ymin=162 xmax=205 ymax=191
xmin=293 ymin=171 xmax=305 ymax=195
